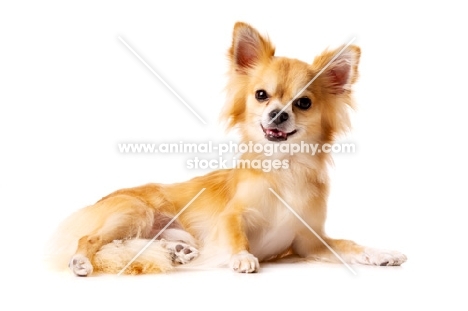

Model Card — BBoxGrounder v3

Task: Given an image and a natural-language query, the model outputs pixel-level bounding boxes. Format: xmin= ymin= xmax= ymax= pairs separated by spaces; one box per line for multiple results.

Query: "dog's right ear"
xmin=229 ymin=22 xmax=275 ymax=74
xmin=222 ymin=23 xmax=275 ymax=130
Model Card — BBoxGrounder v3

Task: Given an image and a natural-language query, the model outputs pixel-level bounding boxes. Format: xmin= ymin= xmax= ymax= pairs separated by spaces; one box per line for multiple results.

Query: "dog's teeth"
xmin=264 ymin=128 xmax=287 ymax=139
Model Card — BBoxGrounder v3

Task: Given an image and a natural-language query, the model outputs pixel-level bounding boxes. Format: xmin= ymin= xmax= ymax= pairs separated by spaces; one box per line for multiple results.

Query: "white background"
xmin=1 ymin=1 xmax=467 ymax=310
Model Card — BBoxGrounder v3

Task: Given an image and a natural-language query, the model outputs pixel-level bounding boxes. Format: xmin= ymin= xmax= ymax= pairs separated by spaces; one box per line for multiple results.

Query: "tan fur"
xmin=93 ymin=240 xmax=174 ymax=275
xmin=47 ymin=22 xmax=406 ymax=276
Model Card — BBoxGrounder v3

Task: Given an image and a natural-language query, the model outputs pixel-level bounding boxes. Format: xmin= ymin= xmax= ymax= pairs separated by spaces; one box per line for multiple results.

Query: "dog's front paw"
xmin=160 ymin=240 xmax=199 ymax=264
xmin=361 ymin=248 xmax=407 ymax=266
xmin=69 ymin=254 xmax=93 ymax=276
xmin=230 ymin=251 xmax=259 ymax=273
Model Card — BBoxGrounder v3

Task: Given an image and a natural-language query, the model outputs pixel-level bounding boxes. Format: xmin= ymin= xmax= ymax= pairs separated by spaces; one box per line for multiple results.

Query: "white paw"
xmin=230 ymin=251 xmax=259 ymax=273
xmin=160 ymin=240 xmax=199 ymax=264
xmin=69 ymin=254 xmax=93 ymax=276
xmin=361 ymin=248 xmax=407 ymax=266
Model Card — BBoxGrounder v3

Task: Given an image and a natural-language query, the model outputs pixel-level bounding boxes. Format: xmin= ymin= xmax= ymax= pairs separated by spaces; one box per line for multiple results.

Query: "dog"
xmin=47 ymin=22 xmax=407 ymax=276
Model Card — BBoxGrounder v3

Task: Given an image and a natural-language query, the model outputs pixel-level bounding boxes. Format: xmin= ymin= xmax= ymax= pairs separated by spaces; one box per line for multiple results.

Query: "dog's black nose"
xmin=269 ymin=109 xmax=289 ymax=125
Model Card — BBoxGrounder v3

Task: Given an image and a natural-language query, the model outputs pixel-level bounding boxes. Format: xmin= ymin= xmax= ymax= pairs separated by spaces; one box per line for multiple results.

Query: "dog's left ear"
xmin=313 ymin=45 xmax=361 ymax=94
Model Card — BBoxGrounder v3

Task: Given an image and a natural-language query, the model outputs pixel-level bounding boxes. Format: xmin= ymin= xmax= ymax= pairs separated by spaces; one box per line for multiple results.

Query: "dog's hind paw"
xmin=160 ymin=240 xmax=199 ymax=264
xmin=361 ymin=248 xmax=407 ymax=266
xmin=69 ymin=254 xmax=93 ymax=276
xmin=230 ymin=251 xmax=259 ymax=273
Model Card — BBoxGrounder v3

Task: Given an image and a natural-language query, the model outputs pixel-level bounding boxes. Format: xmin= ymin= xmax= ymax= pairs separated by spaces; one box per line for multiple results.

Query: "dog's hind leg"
xmin=70 ymin=235 xmax=101 ymax=276
xmin=69 ymin=195 xmax=155 ymax=276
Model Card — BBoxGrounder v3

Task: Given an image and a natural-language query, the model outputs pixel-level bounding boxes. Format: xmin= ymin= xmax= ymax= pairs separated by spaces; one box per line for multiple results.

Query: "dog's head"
xmin=222 ymin=22 xmax=360 ymax=146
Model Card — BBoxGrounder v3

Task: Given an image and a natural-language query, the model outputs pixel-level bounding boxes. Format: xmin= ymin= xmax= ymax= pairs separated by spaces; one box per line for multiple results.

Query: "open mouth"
xmin=261 ymin=125 xmax=297 ymax=142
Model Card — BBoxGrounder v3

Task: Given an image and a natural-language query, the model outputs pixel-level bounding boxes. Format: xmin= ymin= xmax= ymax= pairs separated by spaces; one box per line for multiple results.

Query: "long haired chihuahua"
xmin=48 ymin=22 xmax=406 ymax=276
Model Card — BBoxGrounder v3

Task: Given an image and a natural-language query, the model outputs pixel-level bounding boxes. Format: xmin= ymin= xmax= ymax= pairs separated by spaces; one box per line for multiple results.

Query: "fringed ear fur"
xmin=228 ymin=22 xmax=275 ymax=74
xmin=313 ymin=45 xmax=361 ymax=142
xmin=313 ymin=45 xmax=361 ymax=94
xmin=222 ymin=22 xmax=275 ymax=129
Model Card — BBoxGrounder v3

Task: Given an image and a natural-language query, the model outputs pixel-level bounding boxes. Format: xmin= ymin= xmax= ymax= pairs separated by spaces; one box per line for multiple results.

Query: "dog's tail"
xmin=92 ymin=239 xmax=174 ymax=274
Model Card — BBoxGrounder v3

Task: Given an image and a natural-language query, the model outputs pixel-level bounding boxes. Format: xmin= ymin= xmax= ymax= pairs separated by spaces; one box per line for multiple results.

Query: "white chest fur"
xmin=236 ymin=167 xmax=317 ymax=261
xmin=247 ymin=207 xmax=298 ymax=261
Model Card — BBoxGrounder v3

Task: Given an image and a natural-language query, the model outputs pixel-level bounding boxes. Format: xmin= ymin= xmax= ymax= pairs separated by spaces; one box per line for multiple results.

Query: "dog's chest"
xmin=247 ymin=208 xmax=298 ymax=261
xmin=247 ymin=191 xmax=308 ymax=260
xmin=239 ymin=179 xmax=309 ymax=261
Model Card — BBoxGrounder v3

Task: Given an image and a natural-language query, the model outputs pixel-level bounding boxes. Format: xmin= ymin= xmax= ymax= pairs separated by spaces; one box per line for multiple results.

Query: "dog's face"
xmin=244 ymin=57 xmax=319 ymax=144
xmin=223 ymin=22 xmax=360 ymax=147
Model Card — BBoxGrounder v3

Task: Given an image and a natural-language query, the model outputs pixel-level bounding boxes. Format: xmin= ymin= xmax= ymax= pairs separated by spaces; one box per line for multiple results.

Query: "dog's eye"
xmin=255 ymin=89 xmax=269 ymax=102
xmin=294 ymin=97 xmax=312 ymax=110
